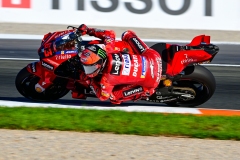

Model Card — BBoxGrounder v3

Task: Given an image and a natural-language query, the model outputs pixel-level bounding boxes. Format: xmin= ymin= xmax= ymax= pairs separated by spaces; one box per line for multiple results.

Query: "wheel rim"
xmin=20 ymin=74 xmax=69 ymax=102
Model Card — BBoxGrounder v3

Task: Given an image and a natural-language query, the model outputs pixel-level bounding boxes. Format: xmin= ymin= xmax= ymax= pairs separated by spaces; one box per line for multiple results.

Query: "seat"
xmin=150 ymin=43 xmax=178 ymax=76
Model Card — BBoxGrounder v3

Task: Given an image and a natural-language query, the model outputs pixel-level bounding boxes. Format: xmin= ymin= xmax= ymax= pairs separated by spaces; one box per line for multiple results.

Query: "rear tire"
xmin=166 ymin=65 xmax=216 ymax=107
xmin=15 ymin=67 xmax=70 ymax=102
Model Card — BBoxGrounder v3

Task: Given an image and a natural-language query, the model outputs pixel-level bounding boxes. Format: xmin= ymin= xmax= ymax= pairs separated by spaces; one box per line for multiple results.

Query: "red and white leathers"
xmin=87 ymin=29 xmax=162 ymax=104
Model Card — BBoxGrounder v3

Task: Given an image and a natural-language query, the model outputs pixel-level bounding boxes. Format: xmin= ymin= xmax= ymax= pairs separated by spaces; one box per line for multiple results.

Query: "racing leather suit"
xmin=86 ymin=29 xmax=162 ymax=104
xmin=39 ymin=27 xmax=162 ymax=104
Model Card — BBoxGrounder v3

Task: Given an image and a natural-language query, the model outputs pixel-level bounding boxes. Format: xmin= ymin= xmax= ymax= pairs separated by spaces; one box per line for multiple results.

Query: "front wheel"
xmin=166 ymin=65 xmax=216 ymax=107
xmin=15 ymin=67 xmax=70 ymax=102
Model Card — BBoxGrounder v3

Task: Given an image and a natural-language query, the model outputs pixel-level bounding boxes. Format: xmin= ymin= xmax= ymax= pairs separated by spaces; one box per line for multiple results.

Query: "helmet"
xmin=79 ymin=45 xmax=107 ymax=78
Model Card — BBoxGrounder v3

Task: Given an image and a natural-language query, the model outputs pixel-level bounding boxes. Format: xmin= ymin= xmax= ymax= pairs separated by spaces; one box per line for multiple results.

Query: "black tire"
xmin=15 ymin=67 xmax=70 ymax=102
xmin=166 ymin=65 xmax=216 ymax=107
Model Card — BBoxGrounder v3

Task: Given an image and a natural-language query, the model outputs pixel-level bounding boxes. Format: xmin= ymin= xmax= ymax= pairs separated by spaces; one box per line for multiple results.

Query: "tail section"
xmin=187 ymin=35 xmax=210 ymax=46
xmin=168 ymin=35 xmax=218 ymax=76
xmin=150 ymin=35 xmax=219 ymax=77
xmin=168 ymin=49 xmax=212 ymax=76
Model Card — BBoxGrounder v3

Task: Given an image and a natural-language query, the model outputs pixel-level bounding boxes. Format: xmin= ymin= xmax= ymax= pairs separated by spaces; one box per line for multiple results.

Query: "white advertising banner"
xmin=0 ymin=0 xmax=240 ymax=31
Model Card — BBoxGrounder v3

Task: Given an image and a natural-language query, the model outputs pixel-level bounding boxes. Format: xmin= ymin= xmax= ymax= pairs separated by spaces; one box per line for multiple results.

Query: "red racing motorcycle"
xmin=15 ymin=26 xmax=219 ymax=107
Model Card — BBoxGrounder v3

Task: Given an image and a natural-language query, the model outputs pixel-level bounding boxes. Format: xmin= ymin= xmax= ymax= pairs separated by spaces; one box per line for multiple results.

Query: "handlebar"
xmin=50 ymin=26 xmax=84 ymax=54
xmin=66 ymin=25 xmax=83 ymax=47
xmin=67 ymin=25 xmax=77 ymax=30
xmin=67 ymin=25 xmax=82 ymax=37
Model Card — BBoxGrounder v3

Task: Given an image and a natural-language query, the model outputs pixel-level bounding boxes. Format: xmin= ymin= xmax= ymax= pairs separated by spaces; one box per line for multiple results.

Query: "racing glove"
xmin=77 ymin=24 xmax=89 ymax=35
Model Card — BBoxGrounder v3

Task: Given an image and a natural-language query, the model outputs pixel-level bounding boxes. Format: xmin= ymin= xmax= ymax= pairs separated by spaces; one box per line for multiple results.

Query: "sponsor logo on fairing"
xmin=181 ymin=58 xmax=194 ymax=64
xmin=156 ymin=57 xmax=162 ymax=82
xmin=84 ymin=89 xmax=95 ymax=95
xmin=147 ymin=98 xmax=177 ymax=103
xmin=110 ymin=54 xmax=122 ymax=75
xmin=181 ymin=54 xmax=195 ymax=64
xmin=132 ymin=55 xmax=139 ymax=77
xmin=56 ymin=50 xmax=77 ymax=55
xmin=141 ymin=56 xmax=146 ymax=78
xmin=55 ymin=54 xmax=71 ymax=60
xmin=31 ymin=62 xmax=36 ymax=73
xmin=155 ymin=91 xmax=162 ymax=95
xmin=65 ymin=50 xmax=77 ymax=54
xmin=54 ymin=31 xmax=70 ymax=39
xmin=90 ymin=86 xmax=96 ymax=94
xmin=122 ymin=54 xmax=131 ymax=76
xmin=123 ymin=86 xmax=143 ymax=97
xmin=150 ymin=60 xmax=154 ymax=79
xmin=41 ymin=61 xmax=54 ymax=70
xmin=131 ymin=37 xmax=145 ymax=53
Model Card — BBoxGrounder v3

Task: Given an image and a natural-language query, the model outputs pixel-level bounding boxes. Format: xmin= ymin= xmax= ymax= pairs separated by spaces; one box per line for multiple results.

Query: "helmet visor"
xmin=82 ymin=59 xmax=103 ymax=75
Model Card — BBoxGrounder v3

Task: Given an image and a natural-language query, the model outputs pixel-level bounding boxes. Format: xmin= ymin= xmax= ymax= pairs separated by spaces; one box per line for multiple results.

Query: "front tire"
xmin=166 ymin=65 xmax=216 ymax=107
xmin=15 ymin=67 xmax=70 ymax=102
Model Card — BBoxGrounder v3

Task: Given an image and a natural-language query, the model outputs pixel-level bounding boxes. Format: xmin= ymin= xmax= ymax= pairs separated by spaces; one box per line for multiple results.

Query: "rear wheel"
xmin=166 ymin=65 xmax=216 ymax=107
xmin=15 ymin=67 xmax=70 ymax=102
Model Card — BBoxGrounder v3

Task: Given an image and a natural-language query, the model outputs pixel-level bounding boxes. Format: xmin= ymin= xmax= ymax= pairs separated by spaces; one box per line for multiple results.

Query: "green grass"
xmin=0 ymin=106 xmax=240 ymax=140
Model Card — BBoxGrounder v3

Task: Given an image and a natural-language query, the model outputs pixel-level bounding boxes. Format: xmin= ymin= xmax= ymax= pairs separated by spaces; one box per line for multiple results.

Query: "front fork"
xmin=26 ymin=61 xmax=56 ymax=93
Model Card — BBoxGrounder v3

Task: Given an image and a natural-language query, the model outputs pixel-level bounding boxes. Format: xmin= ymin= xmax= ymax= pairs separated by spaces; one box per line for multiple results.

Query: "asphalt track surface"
xmin=0 ymin=39 xmax=239 ymax=110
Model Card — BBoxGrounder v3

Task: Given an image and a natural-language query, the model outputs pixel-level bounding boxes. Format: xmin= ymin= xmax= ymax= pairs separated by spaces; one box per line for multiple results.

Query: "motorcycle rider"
xmin=77 ymin=24 xmax=162 ymax=104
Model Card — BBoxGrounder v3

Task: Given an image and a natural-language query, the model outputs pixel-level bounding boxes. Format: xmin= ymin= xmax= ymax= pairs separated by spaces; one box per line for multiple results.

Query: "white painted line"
xmin=0 ymin=34 xmax=239 ymax=45
xmin=202 ymin=64 xmax=240 ymax=67
xmin=198 ymin=107 xmax=240 ymax=112
xmin=112 ymin=106 xmax=202 ymax=114
xmin=0 ymin=34 xmax=43 ymax=40
xmin=0 ymin=100 xmax=202 ymax=114
xmin=142 ymin=39 xmax=240 ymax=45
xmin=0 ymin=58 xmax=38 ymax=61
xmin=0 ymin=57 xmax=239 ymax=67
xmin=0 ymin=34 xmax=100 ymax=40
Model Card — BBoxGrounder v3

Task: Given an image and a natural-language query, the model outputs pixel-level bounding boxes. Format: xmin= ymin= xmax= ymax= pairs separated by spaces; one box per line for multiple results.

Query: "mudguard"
xmin=26 ymin=61 xmax=42 ymax=77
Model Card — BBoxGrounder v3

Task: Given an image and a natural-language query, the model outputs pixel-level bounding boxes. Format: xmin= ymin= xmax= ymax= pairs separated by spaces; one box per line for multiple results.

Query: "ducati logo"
xmin=132 ymin=55 xmax=139 ymax=77
xmin=150 ymin=60 xmax=154 ymax=78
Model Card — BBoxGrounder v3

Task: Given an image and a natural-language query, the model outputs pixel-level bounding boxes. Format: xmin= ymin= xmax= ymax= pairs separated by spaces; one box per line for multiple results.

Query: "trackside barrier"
xmin=0 ymin=0 xmax=240 ymax=31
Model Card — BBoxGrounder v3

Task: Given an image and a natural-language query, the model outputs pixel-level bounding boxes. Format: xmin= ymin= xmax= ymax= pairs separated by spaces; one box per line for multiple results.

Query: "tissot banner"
xmin=0 ymin=0 xmax=240 ymax=30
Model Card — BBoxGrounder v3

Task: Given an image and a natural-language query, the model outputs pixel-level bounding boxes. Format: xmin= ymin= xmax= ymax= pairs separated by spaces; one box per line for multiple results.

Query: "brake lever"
xmin=67 ymin=25 xmax=77 ymax=30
